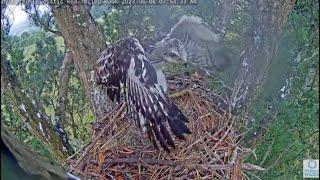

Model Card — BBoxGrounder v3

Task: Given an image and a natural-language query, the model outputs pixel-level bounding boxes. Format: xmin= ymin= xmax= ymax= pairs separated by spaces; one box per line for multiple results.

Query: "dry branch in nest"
xmin=67 ymin=73 xmax=263 ymax=179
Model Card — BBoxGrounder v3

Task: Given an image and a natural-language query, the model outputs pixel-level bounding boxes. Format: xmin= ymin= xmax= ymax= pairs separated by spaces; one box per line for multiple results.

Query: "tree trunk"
xmin=214 ymin=0 xmax=236 ymax=37
xmin=1 ymin=59 xmax=73 ymax=161
xmin=230 ymin=0 xmax=295 ymax=114
xmin=50 ymin=5 xmax=111 ymax=119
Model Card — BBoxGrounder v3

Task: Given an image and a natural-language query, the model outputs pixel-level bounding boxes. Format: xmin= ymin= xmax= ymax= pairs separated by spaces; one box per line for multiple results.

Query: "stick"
xmin=94 ymin=157 xmax=265 ymax=172
xmin=169 ymin=88 xmax=192 ymax=99
xmin=75 ymin=102 xmax=126 ymax=168
xmin=90 ymin=158 xmax=235 ymax=171
xmin=212 ymin=120 xmax=234 ymax=150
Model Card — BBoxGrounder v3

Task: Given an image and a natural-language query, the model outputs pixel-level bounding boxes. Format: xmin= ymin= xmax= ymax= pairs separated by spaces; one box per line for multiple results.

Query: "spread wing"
xmin=165 ymin=15 xmax=229 ymax=74
xmin=95 ymin=38 xmax=191 ymax=151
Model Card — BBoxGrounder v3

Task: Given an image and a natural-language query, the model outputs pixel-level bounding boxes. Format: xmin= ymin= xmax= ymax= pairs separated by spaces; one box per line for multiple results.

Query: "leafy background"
xmin=1 ymin=1 xmax=318 ymax=179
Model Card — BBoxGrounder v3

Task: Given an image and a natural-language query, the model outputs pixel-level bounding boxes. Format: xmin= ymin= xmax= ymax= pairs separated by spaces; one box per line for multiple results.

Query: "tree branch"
xmin=50 ymin=4 xmax=111 ymax=118
xmin=24 ymin=4 xmax=61 ymax=35
xmin=245 ymin=104 xmax=278 ymax=148
xmin=1 ymin=58 xmax=73 ymax=160
xmin=54 ymin=51 xmax=74 ymax=154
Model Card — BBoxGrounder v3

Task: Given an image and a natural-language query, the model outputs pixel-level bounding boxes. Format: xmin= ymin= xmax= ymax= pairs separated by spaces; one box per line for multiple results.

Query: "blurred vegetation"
xmin=1 ymin=0 xmax=318 ymax=178
xmin=1 ymin=29 xmax=93 ymax=156
xmin=245 ymin=0 xmax=319 ymax=179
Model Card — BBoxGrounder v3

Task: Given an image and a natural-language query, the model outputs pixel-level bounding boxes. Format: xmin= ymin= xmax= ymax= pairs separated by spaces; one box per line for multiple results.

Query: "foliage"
xmin=1 ymin=31 xmax=56 ymax=158
xmin=245 ymin=0 xmax=319 ymax=179
xmin=1 ymin=29 xmax=90 ymax=157
xmin=1 ymin=1 xmax=318 ymax=178
xmin=1 ymin=96 xmax=52 ymax=158
xmin=2 ymin=4 xmax=99 ymax=158
xmin=66 ymin=70 xmax=94 ymax=145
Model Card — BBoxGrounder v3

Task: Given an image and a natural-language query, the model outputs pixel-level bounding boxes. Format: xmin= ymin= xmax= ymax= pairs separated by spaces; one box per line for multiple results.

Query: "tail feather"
xmin=160 ymin=123 xmax=175 ymax=148
xmin=167 ymin=117 xmax=189 ymax=140
xmin=146 ymin=123 xmax=159 ymax=150
xmin=170 ymin=103 xmax=189 ymax=123
xmin=151 ymin=120 xmax=170 ymax=152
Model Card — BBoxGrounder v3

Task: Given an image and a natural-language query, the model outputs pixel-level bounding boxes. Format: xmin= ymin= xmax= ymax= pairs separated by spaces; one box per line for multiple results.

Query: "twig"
xmin=66 ymin=143 xmax=89 ymax=161
xmin=259 ymin=138 xmax=275 ymax=166
xmin=178 ymin=136 xmax=204 ymax=155
xmin=75 ymin=102 xmax=126 ymax=168
xmin=71 ymin=167 xmax=107 ymax=179
xmin=169 ymin=88 xmax=192 ymax=98
xmin=97 ymin=102 xmax=123 ymax=122
xmin=90 ymin=158 xmax=235 ymax=170
xmin=242 ymin=163 xmax=265 ymax=171
xmin=245 ymin=104 xmax=277 ymax=147
xmin=245 ymin=171 xmax=263 ymax=180
xmin=229 ymin=147 xmax=239 ymax=164
xmin=243 ymin=172 xmax=251 ymax=180
xmin=212 ymin=120 xmax=234 ymax=150
xmin=263 ymin=148 xmax=290 ymax=173
xmin=70 ymin=73 xmax=249 ymax=179
xmin=93 ymin=158 xmax=177 ymax=167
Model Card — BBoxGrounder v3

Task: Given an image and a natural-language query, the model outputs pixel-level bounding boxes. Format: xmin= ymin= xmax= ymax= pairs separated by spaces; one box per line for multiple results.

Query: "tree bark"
xmin=50 ymin=5 xmax=111 ymax=119
xmin=230 ymin=0 xmax=295 ymax=114
xmin=54 ymin=51 xmax=74 ymax=153
xmin=1 ymin=127 xmax=72 ymax=180
xmin=1 ymin=59 xmax=73 ymax=161
xmin=214 ymin=0 xmax=236 ymax=38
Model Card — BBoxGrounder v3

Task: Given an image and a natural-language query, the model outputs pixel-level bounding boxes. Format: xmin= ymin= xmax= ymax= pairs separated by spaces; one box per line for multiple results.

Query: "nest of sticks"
xmin=68 ymin=73 xmax=263 ymax=179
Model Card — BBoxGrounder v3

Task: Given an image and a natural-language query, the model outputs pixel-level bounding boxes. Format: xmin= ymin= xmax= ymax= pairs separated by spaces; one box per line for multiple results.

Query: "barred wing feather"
xmin=95 ymin=38 xmax=191 ymax=151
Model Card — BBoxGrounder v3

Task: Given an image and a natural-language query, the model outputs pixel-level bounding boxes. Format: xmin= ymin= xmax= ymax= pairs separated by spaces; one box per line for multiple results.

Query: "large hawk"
xmin=95 ymin=37 xmax=190 ymax=151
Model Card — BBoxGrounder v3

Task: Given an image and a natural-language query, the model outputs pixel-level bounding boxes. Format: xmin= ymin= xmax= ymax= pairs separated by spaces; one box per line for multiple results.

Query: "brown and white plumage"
xmin=95 ymin=37 xmax=190 ymax=151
